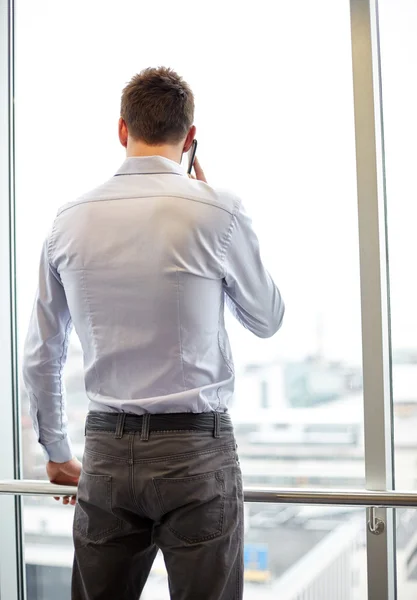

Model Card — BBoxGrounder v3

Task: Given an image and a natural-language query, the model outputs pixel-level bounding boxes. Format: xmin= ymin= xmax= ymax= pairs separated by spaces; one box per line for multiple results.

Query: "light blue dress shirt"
xmin=22 ymin=156 xmax=284 ymax=462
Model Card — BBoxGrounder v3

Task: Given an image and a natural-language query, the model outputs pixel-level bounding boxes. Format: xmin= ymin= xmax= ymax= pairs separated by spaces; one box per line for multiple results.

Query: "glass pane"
xmin=379 ymin=0 xmax=417 ymax=487
xmin=378 ymin=2 xmax=417 ymax=597
xmin=15 ymin=0 xmax=363 ymax=595
xmin=243 ymin=503 xmax=367 ymax=599
xmin=378 ymin=0 xmax=417 ymax=477
xmin=23 ymin=497 xmax=367 ymax=600
xmin=395 ymin=509 xmax=417 ymax=599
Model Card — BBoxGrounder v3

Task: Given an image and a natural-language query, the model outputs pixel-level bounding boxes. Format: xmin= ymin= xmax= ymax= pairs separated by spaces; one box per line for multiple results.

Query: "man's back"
xmin=22 ymin=67 xmax=285 ymax=600
xmin=47 ymin=155 xmax=283 ymax=415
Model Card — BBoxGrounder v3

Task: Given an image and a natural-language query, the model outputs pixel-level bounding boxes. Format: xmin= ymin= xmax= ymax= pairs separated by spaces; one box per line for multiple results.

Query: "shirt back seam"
xmin=56 ymin=194 xmax=234 ymax=218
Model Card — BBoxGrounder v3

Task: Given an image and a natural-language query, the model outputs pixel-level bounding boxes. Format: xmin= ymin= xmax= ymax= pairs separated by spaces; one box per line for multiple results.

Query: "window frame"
xmin=350 ymin=0 xmax=396 ymax=597
xmin=0 ymin=0 xmax=25 ymax=597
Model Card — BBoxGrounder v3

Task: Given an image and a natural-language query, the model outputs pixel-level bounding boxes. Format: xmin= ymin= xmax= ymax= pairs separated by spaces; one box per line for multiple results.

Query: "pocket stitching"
xmin=75 ymin=472 xmax=122 ymax=542
xmin=154 ymin=470 xmax=225 ymax=544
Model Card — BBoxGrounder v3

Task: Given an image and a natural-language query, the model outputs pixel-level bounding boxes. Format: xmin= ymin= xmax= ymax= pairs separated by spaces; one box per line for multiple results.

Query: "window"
xmin=1 ymin=0 xmax=412 ymax=598
xmin=13 ymin=0 xmax=363 ymax=597
xmin=378 ymin=0 xmax=417 ymax=595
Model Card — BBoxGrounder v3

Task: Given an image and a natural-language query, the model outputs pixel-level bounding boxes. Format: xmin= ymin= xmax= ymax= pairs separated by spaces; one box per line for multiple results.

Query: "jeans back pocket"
xmin=75 ymin=471 xmax=122 ymax=542
xmin=153 ymin=470 xmax=225 ymax=544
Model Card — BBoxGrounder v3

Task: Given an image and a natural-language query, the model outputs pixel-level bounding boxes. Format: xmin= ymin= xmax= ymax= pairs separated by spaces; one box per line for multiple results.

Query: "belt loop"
xmin=115 ymin=412 xmax=126 ymax=439
xmin=140 ymin=414 xmax=150 ymax=441
xmin=214 ymin=412 xmax=221 ymax=438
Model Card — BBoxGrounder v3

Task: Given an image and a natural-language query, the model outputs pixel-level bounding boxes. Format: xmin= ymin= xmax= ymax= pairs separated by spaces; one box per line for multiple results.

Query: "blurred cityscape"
xmin=20 ymin=340 xmax=417 ymax=599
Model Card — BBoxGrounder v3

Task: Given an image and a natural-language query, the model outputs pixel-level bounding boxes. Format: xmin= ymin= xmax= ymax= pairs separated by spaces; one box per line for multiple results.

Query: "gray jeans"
xmin=72 ymin=412 xmax=244 ymax=600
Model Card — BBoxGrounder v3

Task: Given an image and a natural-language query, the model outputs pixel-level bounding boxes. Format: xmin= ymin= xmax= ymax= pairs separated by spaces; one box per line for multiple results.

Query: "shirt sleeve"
xmin=222 ymin=202 xmax=285 ymax=338
xmin=22 ymin=236 xmax=74 ymax=463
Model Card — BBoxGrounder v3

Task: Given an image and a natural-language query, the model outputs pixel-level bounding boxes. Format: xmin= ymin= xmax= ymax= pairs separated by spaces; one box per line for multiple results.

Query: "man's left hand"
xmin=47 ymin=457 xmax=82 ymax=506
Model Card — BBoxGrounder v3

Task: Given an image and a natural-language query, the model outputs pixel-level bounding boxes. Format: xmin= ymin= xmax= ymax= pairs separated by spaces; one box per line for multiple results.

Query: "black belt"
xmin=86 ymin=411 xmax=233 ymax=440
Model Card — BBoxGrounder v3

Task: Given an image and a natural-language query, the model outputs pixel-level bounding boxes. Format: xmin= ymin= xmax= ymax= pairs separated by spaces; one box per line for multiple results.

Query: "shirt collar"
xmin=115 ymin=156 xmax=187 ymax=177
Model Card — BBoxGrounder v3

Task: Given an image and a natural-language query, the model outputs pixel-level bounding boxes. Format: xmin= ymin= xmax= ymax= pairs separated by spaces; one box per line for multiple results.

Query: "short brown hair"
xmin=120 ymin=67 xmax=194 ymax=145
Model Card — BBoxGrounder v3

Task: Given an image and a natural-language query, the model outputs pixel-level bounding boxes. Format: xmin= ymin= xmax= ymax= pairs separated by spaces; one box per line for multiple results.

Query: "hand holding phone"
xmin=192 ymin=155 xmax=207 ymax=183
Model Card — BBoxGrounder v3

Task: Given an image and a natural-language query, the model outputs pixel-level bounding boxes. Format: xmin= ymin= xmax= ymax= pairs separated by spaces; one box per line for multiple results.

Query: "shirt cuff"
xmin=41 ymin=437 xmax=74 ymax=463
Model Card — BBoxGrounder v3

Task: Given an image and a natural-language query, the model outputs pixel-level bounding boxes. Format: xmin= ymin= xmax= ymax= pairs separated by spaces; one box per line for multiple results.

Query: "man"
xmin=22 ymin=67 xmax=284 ymax=600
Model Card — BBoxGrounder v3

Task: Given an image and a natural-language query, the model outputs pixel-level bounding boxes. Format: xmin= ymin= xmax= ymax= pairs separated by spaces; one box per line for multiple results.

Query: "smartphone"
xmin=187 ymin=139 xmax=198 ymax=175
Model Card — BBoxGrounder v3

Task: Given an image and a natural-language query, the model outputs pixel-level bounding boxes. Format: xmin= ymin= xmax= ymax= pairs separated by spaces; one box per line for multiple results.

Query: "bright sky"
xmin=14 ymin=0 xmax=417 ymax=370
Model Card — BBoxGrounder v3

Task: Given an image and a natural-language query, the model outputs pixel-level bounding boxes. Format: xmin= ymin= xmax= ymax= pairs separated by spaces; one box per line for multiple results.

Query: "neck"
xmin=126 ymin=139 xmax=182 ymax=164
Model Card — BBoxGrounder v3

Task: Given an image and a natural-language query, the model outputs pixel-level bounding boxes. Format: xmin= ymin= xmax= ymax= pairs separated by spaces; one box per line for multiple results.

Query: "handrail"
xmin=244 ymin=488 xmax=417 ymax=507
xmin=0 ymin=480 xmax=77 ymax=497
xmin=1 ymin=480 xmax=417 ymax=507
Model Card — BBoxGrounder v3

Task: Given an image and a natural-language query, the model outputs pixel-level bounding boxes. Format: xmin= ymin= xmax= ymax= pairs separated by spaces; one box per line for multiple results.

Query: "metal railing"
xmin=1 ymin=480 xmax=417 ymax=507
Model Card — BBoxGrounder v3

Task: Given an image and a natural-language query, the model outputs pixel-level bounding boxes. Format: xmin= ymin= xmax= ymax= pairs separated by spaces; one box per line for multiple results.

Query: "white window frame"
xmin=0 ymin=0 xmax=25 ymax=598
xmin=350 ymin=0 xmax=396 ymax=597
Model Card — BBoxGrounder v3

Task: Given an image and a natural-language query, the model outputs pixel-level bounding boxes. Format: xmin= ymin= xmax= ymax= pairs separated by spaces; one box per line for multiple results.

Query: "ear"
xmin=118 ymin=118 xmax=128 ymax=148
xmin=182 ymin=125 xmax=196 ymax=153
